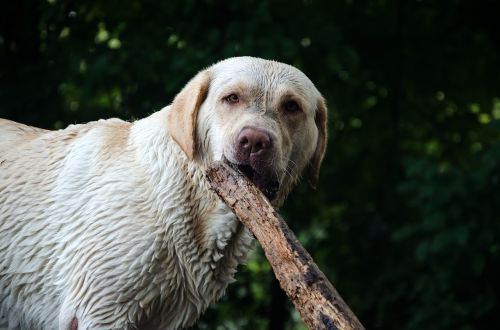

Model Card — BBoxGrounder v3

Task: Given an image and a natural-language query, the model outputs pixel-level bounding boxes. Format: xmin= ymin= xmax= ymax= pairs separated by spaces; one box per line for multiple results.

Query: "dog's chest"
xmin=127 ymin=201 xmax=254 ymax=330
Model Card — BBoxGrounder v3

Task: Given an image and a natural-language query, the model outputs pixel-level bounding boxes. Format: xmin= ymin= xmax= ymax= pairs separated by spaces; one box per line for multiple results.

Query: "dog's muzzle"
xmin=226 ymin=127 xmax=280 ymax=200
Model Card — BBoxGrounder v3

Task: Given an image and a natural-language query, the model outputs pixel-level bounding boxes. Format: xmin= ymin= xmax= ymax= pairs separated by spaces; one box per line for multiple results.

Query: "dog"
xmin=0 ymin=56 xmax=327 ymax=329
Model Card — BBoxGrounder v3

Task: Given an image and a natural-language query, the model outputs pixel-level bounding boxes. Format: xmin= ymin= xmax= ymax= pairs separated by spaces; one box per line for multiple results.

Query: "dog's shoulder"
xmin=79 ymin=118 xmax=132 ymax=155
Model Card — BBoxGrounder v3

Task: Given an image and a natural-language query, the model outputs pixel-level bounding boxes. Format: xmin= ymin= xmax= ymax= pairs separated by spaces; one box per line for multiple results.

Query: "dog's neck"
xmin=128 ymin=110 xmax=254 ymax=328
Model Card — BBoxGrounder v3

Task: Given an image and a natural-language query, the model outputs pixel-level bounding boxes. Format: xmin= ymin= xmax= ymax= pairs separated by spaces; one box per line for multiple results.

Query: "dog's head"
xmin=167 ymin=57 xmax=327 ymax=206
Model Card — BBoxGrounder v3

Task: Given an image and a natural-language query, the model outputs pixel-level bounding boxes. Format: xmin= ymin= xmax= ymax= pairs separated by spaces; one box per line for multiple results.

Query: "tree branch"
xmin=206 ymin=161 xmax=365 ymax=330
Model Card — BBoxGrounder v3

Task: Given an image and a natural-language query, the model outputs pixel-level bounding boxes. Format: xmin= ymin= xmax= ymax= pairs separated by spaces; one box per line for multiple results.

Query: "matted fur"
xmin=0 ymin=57 xmax=327 ymax=329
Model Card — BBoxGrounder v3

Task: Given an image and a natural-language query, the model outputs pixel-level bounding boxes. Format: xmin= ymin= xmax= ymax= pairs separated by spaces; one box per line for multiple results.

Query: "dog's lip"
xmin=235 ymin=163 xmax=255 ymax=179
xmin=222 ymin=157 xmax=279 ymax=201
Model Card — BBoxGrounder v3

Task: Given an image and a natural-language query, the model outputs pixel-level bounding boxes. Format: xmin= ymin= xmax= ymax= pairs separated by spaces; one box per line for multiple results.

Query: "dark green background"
xmin=1 ymin=1 xmax=500 ymax=329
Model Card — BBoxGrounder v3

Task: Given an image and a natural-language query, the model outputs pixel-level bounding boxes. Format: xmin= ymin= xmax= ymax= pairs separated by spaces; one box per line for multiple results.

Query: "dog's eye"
xmin=283 ymin=100 xmax=300 ymax=113
xmin=224 ymin=94 xmax=239 ymax=104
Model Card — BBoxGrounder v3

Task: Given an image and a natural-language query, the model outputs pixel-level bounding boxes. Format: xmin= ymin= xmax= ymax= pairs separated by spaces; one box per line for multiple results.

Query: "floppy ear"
xmin=166 ymin=70 xmax=211 ymax=160
xmin=307 ymin=97 xmax=328 ymax=189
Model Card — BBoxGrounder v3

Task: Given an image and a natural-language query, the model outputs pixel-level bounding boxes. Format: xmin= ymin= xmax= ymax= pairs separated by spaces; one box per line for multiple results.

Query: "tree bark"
xmin=206 ymin=161 xmax=365 ymax=330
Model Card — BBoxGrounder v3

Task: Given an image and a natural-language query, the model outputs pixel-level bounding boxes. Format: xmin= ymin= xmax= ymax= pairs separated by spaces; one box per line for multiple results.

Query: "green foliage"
xmin=393 ymin=146 xmax=500 ymax=329
xmin=1 ymin=0 xmax=500 ymax=329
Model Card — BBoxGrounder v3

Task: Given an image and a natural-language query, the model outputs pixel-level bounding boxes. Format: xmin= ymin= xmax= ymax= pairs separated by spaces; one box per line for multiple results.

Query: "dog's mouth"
xmin=224 ymin=160 xmax=280 ymax=201
xmin=236 ymin=164 xmax=280 ymax=200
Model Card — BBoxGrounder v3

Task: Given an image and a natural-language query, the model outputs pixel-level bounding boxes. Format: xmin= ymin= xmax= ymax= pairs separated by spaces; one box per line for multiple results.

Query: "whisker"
xmin=280 ymin=156 xmax=300 ymax=183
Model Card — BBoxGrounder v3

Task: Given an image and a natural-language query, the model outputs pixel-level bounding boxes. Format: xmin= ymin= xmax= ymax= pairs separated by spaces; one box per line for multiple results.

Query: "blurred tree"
xmin=1 ymin=0 xmax=500 ymax=329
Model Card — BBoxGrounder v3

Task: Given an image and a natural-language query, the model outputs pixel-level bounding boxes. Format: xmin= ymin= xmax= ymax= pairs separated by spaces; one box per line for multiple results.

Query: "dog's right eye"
xmin=224 ymin=94 xmax=239 ymax=104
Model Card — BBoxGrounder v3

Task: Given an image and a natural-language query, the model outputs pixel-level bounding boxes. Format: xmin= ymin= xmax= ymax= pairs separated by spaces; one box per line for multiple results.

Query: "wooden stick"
xmin=206 ymin=161 xmax=365 ymax=330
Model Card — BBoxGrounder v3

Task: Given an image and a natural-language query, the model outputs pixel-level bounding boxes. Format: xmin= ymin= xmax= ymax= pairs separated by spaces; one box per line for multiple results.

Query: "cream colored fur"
xmin=0 ymin=57 xmax=327 ymax=329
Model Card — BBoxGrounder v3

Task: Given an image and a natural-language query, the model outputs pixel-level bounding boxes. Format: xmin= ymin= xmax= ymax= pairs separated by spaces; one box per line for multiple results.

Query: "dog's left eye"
xmin=283 ymin=100 xmax=300 ymax=113
xmin=224 ymin=94 xmax=239 ymax=104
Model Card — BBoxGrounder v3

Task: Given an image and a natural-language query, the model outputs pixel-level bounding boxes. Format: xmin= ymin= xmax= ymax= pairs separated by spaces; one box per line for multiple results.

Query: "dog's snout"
xmin=234 ymin=127 xmax=278 ymax=200
xmin=236 ymin=127 xmax=272 ymax=161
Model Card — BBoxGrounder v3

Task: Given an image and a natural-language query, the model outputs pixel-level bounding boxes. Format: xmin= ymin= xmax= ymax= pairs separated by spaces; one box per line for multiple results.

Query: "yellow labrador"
xmin=0 ymin=57 xmax=327 ymax=329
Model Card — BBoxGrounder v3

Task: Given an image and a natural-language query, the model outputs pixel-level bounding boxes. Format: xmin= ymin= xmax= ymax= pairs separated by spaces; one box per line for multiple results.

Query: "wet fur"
xmin=0 ymin=57 xmax=327 ymax=329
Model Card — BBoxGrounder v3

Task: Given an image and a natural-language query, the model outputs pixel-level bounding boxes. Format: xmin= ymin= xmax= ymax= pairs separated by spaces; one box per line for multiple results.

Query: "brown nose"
xmin=236 ymin=127 xmax=272 ymax=161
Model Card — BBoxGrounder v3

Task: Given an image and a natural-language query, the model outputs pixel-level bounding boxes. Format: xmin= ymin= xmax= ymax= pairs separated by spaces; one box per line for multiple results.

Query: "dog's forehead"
xmin=209 ymin=57 xmax=320 ymax=101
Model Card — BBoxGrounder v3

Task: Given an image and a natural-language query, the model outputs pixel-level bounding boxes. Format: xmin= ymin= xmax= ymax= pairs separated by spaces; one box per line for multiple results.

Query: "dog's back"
xmin=0 ymin=118 xmax=143 ymax=329
xmin=0 ymin=119 xmax=66 ymax=328
xmin=0 ymin=119 xmax=48 ymax=154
